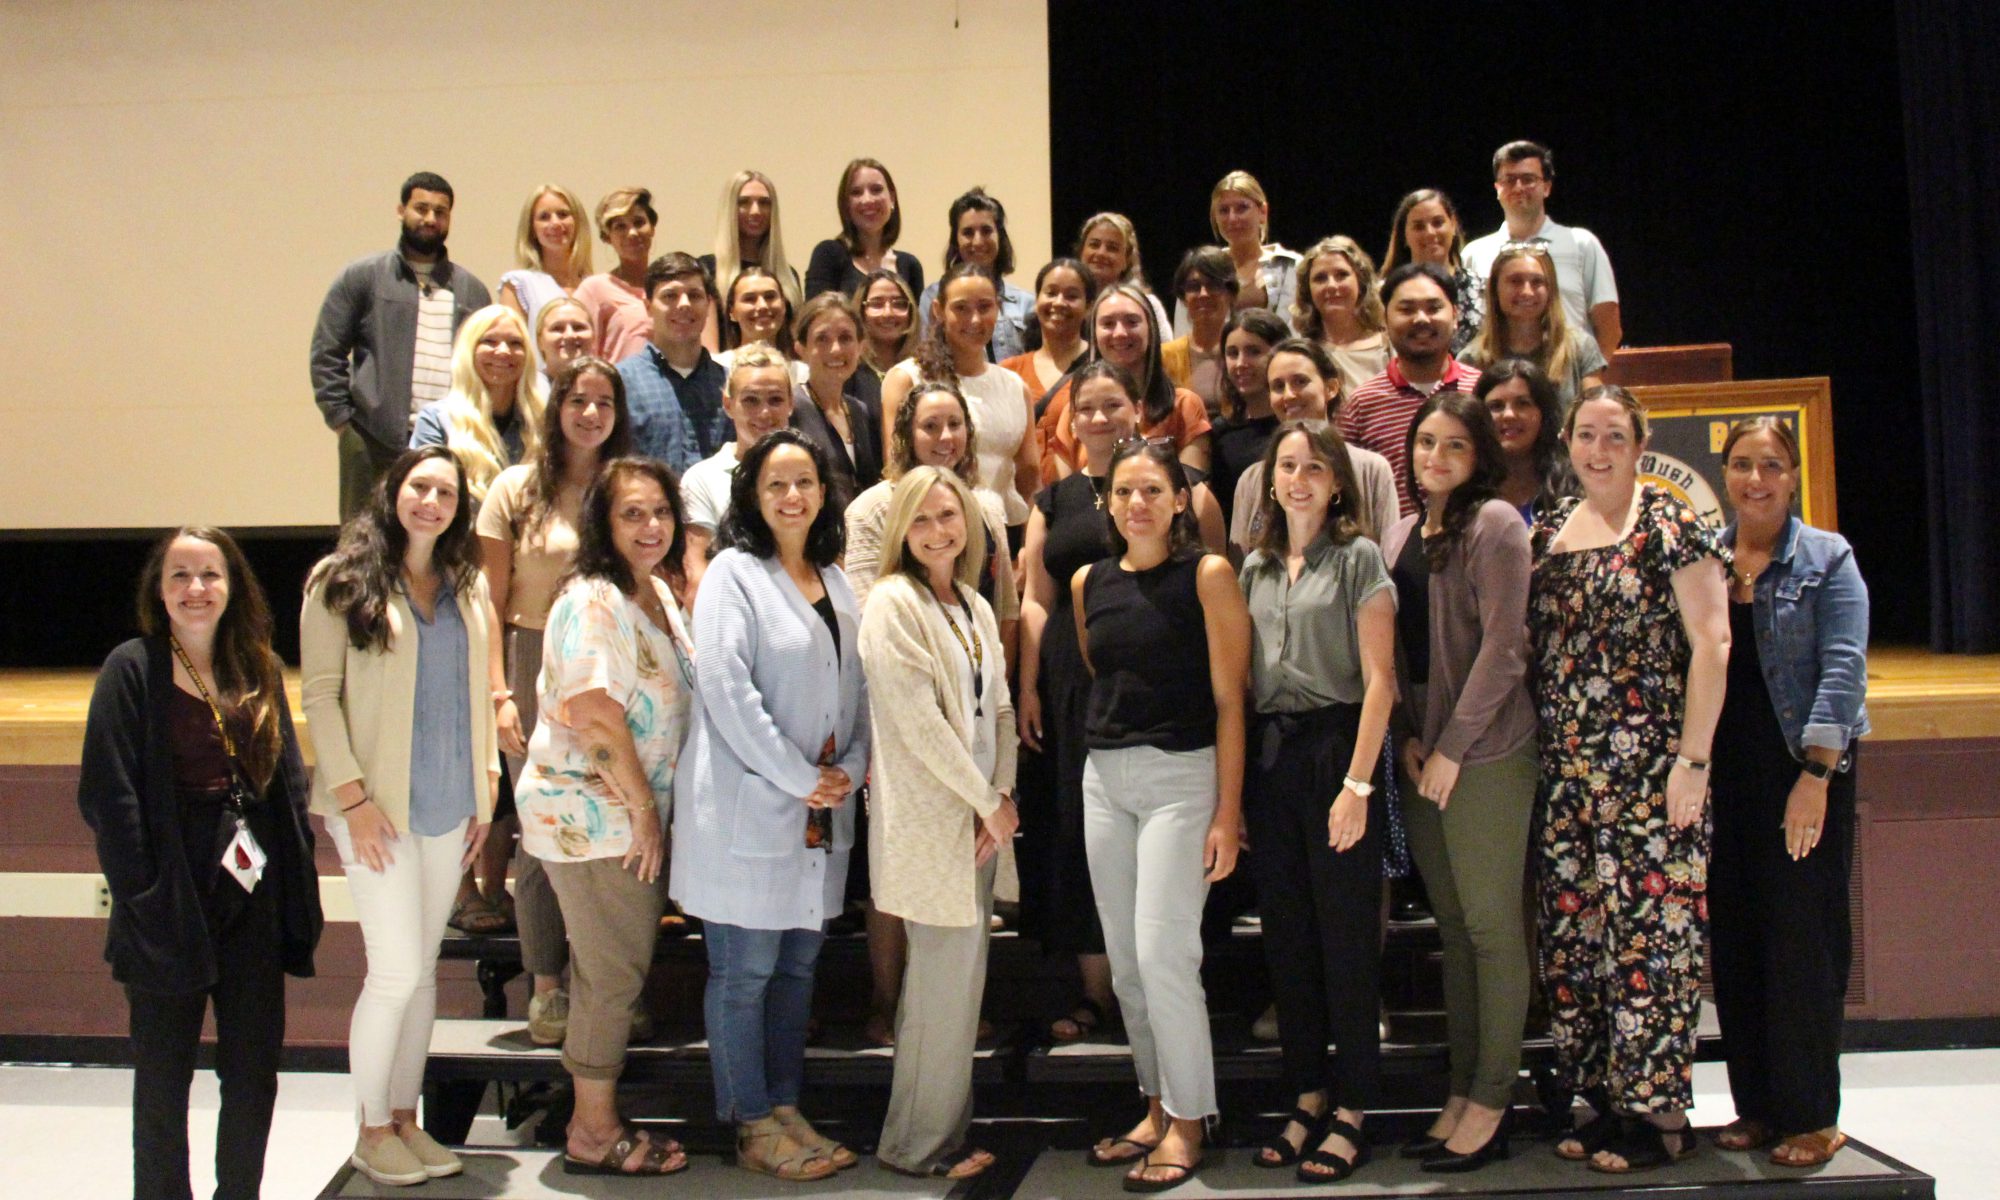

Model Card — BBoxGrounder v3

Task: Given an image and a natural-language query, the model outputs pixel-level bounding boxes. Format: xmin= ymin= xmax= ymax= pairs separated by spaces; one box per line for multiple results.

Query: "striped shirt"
xmin=1339 ymin=357 xmax=1481 ymax=517
xmin=410 ymin=274 xmax=456 ymax=417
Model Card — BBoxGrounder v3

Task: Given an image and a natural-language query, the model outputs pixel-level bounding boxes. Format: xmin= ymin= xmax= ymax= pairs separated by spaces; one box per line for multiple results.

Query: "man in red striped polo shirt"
xmin=1339 ymin=262 xmax=1481 ymax=516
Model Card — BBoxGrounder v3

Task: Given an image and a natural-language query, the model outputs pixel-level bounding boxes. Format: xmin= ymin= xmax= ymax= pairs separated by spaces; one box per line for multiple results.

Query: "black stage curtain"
xmin=1048 ymin=2 xmax=1928 ymax=642
xmin=1899 ymin=0 xmax=2000 ymax=653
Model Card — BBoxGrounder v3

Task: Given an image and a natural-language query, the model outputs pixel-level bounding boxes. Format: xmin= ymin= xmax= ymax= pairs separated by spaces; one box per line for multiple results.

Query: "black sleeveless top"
xmin=1082 ymin=554 xmax=1217 ymax=752
xmin=1037 ymin=473 xmax=1113 ymax=616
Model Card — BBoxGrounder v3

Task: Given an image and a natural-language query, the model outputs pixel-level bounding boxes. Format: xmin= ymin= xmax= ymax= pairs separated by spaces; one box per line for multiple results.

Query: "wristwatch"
xmin=1342 ymin=774 xmax=1375 ymax=797
xmin=1801 ymin=759 xmax=1834 ymax=780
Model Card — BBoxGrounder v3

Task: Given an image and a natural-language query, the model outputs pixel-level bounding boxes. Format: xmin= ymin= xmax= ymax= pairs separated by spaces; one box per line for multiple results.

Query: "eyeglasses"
xmin=1181 ymin=279 xmax=1228 ymax=296
xmin=863 ymin=297 xmax=911 ymax=313
xmin=1499 ymin=172 xmax=1546 ymax=189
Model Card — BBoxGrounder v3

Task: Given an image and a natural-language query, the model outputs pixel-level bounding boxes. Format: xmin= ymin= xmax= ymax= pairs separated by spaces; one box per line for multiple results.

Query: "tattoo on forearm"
xmin=590 ymin=743 xmax=614 ymax=768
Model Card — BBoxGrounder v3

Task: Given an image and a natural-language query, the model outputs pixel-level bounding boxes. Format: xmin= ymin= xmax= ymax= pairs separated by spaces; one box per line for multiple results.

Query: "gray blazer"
xmin=309 ymin=249 xmax=491 ymax=450
xmin=670 ymin=548 xmax=871 ymax=930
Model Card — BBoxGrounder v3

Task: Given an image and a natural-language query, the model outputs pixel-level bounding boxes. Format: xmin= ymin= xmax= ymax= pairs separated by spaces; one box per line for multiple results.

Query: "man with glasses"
xmin=1463 ymin=140 xmax=1622 ymax=355
xmin=619 ymin=252 xmax=730 ymax=471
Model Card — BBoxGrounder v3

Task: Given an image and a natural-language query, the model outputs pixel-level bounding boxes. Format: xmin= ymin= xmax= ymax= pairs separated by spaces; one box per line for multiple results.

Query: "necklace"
xmin=1089 ymin=473 xmax=1110 ymax=511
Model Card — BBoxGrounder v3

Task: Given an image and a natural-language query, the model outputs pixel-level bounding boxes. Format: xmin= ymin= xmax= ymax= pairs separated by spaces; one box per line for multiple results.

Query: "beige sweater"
xmin=300 ymin=574 xmax=499 ymax=833
xmin=858 ymin=573 xmax=1017 ymax=927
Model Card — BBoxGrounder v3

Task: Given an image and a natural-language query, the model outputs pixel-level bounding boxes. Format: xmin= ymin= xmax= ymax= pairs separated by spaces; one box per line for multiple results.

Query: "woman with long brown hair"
xmin=80 ymin=527 xmax=323 ymax=1200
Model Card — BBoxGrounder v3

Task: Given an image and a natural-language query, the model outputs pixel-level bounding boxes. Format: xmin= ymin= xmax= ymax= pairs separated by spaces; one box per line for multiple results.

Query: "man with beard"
xmin=310 ymin=172 xmax=493 ymax=519
xmin=1340 ymin=263 xmax=1481 ymax=516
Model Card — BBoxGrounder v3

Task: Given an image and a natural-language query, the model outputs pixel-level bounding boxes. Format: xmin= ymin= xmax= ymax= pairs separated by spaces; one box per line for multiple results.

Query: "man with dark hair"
xmin=1341 ymin=263 xmax=1482 ymax=516
xmin=618 ymin=252 xmax=730 ymax=472
xmin=1462 ymin=140 xmax=1622 ymax=355
xmin=309 ymin=171 xmax=492 ymax=519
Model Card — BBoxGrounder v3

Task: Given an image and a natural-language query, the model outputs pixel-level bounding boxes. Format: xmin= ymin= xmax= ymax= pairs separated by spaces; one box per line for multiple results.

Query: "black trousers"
xmin=1709 ymin=750 xmax=1855 ymax=1136
xmin=1246 ymin=705 xmax=1384 ymax=1109
xmin=127 ymin=870 xmax=285 ymax=1200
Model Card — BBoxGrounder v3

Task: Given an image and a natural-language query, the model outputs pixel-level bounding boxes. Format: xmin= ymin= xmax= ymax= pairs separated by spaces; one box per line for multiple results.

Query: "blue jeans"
xmin=702 ymin=921 xmax=826 ymax=1121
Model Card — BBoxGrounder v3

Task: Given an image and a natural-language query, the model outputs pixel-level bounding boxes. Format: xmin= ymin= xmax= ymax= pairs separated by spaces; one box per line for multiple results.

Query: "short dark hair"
xmin=943 ymin=187 xmax=1016 ymax=277
xmin=568 ymin=457 xmax=688 ymax=594
xmin=1380 ymin=261 xmax=1458 ymax=310
xmin=401 ymin=172 xmax=454 ymax=205
xmin=1102 ymin=439 xmax=1205 ymax=562
xmin=720 ymin=429 xmax=845 ymax=566
xmin=646 ymin=251 xmax=714 ymax=302
xmin=1172 ymin=245 xmax=1238 ymax=299
xmin=1492 ymin=140 xmax=1553 ymax=181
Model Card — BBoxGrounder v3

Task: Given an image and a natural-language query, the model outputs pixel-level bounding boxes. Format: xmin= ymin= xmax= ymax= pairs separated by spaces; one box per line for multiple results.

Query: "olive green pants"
xmin=1400 ymin=744 xmax=1538 ymax=1108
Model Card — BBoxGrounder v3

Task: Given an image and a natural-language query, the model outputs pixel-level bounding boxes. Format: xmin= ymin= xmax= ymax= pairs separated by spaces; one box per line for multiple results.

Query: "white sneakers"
xmin=350 ymin=1126 xmax=464 ymax=1187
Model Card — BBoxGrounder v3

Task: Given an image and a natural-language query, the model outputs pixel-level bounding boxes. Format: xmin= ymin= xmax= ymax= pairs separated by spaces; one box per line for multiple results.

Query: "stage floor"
xmin=1 ymin=647 xmax=1996 ymax=766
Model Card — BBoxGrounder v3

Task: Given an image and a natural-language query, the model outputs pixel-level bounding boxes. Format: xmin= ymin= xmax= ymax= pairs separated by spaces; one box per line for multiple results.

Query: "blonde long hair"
xmin=880 ymin=465 xmax=987 ymax=592
xmin=512 ymin=184 xmax=594 ymax=278
xmin=1470 ymin=243 xmax=1580 ymax=385
xmin=438 ymin=305 xmax=546 ymax=501
xmin=713 ymin=169 xmax=799 ymax=310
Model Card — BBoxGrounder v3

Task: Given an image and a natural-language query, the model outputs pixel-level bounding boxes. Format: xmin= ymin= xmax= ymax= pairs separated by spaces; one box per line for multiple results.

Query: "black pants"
xmin=1709 ymin=751 xmax=1855 ymax=1136
xmin=128 ymin=871 xmax=285 ymax=1200
xmin=1246 ymin=705 xmax=1384 ymax=1109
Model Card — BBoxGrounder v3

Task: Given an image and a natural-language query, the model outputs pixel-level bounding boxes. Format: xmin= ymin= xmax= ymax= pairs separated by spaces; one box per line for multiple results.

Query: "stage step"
xmin=316 ymin=1122 xmax=1933 ymax=1199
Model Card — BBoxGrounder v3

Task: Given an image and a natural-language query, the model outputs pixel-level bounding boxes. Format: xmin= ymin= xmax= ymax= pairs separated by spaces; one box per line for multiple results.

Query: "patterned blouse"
xmin=516 ymin=575 xmax=694 ymax=862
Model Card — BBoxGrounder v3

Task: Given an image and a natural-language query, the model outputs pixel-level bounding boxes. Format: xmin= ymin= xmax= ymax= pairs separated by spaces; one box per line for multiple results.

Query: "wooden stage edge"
xmin=1 ymin=646 xmax=1996 ymax=765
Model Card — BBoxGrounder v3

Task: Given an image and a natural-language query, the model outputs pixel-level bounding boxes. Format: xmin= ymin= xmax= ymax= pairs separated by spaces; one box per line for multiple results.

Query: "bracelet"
xmin=1674 ymin=755 xmax=1710 ymax=773
xmin=492 ymin=689 xmax=513 ymax=705
xmin=340 ymin=795 xmax=369 ymax=813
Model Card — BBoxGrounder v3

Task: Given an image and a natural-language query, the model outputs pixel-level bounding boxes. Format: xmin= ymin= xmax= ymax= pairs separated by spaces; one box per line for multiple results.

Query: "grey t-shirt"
xmin=1239 ymin=531 xmax=1394 ymax=713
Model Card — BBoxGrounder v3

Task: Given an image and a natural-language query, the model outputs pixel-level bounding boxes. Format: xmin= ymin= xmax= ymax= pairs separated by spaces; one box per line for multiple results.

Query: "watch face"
xmin=1804 ymin=760 xmax=1832 ymax=778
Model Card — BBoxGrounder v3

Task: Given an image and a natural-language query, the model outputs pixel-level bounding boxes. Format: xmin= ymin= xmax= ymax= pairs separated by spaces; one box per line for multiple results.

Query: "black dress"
xmin=1708 ymin=599 xmax=1855 ymax=1135
xmin=1210 ymin=413 xmax=1277 ymax=527
xmin=1017 ymin=473 xmax=1112 ymax=955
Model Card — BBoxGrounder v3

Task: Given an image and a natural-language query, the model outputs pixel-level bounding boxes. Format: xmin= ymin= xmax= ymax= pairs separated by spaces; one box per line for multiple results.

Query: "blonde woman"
xmin=1292 ymin=236 xmax=1389 ymax=398
xmin=574 ymin=187 xmax=658 ymax=364
xmin=499 ymin=184 xmax=593 ymax=331
xmin=861 ymin=466 xmax=1016 ymax=1181
xmin=534 ymin=295 xmax=597 ymax=387
xmin=1074 ymin=211 xmax=1173 ymax=331
xmin=1173 ymin=170 xmax=1301 ymax=336
xmin=1461 ymin=243 xmax=1606 ymax=408
xmin=411 ymin=305 xmax=546 ymax=505
xmin=702 ymin=169 xmax=802 ymax=350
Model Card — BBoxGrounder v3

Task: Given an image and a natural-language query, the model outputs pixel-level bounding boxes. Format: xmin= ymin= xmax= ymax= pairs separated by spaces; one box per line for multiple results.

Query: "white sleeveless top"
xmin=894 ymin=359 xmax=1031 ymax=524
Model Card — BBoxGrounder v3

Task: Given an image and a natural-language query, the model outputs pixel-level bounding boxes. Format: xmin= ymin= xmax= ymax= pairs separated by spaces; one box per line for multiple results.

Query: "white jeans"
xmin=326 ymin=815 xmax=466 ymax=1126
xmin=1082 ymin=744 xmax=1218 ymax=1121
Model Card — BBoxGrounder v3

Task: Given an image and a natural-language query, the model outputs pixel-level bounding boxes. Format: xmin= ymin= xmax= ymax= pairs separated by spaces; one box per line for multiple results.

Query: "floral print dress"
xmin=515 ymin=575 xmax=694 ymax=862
xmin=1528 ymin=485 xmax=1728 ymax=1112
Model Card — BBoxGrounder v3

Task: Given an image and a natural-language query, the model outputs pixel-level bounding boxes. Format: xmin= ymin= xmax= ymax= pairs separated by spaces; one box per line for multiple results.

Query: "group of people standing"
xmin=82 ymin=141 xmax=1866 ymax=1198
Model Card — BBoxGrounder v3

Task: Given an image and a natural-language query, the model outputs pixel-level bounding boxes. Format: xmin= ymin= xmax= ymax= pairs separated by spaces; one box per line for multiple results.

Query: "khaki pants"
xmin=878 ymin=857 xmax=996 ymax=1172
xmin=337 ymin=424 xmax=403 ymax=522
xmin=543 ymin=856 xmax=665 ymax=1081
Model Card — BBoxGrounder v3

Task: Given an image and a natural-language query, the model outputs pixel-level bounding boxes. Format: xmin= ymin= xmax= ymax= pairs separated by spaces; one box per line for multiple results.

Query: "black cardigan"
xmin=77 ymin=637 xmax=323 ymax=993
xmin=803 ymin=239 xmax=924 ymax=304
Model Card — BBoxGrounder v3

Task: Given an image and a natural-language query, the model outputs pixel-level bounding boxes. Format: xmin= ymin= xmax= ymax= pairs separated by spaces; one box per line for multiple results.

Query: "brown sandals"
xmin=562 ymin=1127 xmax=688 ymax=1177
xmin=1771 ymin=1130 xmax=1848 ymax=1167
xmin=737 ymin=1115 xmax=839 ymax=1181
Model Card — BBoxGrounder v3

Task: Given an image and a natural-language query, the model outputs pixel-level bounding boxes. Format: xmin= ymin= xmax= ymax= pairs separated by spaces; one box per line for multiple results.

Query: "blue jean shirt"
xmin=1721 ymin=515 xmax=1871 ymax=759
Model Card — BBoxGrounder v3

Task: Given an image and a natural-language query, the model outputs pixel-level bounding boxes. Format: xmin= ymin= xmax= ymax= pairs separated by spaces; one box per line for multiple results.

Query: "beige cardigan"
xmin=858 ymin=573 xmax=1017 ymax=927
xmin=300 ymin=573 xmax=499 ymax=833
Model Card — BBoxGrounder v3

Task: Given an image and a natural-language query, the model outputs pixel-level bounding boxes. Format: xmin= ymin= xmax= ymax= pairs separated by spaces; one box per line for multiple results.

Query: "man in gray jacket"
xmin=310 ymin=171 xmax=491 ymax=519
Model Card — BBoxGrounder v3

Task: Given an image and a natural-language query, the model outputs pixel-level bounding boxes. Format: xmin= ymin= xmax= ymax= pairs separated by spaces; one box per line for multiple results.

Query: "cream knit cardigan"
xmin=858 ymin=572 xmax=1016 ymax=927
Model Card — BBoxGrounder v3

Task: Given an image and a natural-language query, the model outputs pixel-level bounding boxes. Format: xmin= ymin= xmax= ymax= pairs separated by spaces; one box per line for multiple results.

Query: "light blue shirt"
xmin=1720 ymin=515 xmax=1871 ymax=758
xmin=670 ymin=549 xmax=870 ymax=930
xmin=407 ymin=588 xmax=477 ymax=836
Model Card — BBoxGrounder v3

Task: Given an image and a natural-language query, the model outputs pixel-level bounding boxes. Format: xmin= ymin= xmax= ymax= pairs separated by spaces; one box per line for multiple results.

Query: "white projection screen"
xmin=0 ymin=0 xmax=1050 ymax=529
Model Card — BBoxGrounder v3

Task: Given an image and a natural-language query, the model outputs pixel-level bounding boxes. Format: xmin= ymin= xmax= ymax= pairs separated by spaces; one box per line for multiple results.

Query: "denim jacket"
xmin=1721 ymin=515 xmax=1870 ymax=760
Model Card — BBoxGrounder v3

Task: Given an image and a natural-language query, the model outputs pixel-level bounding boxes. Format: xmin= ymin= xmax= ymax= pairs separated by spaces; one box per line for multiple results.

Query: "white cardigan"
xmin=858 ymin=573 xmax=1016 ymax=927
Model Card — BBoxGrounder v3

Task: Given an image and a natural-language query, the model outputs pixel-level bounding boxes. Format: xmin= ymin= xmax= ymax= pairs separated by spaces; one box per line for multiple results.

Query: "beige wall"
xmin=0 ymin=0 xmax=1049 ymax=529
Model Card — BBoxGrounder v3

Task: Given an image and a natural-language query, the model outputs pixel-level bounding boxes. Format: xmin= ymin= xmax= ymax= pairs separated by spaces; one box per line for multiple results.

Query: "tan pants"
xmin=878 ymin=857 xmax=995 ymax=1172
xmin=542 ymin=856 xmax=665 ymax=1081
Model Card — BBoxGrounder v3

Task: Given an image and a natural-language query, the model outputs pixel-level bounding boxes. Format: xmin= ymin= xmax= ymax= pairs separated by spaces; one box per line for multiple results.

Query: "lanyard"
xmin=169 ymin=634 xmax=240 ymax=760
xmin=932 ymin=585 xmax=984 ymax=717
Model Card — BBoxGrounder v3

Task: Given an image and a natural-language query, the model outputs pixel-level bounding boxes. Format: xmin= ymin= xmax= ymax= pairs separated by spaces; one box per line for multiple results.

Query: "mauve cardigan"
xmin=1379 ymin=500 xmax=1538 ymax=766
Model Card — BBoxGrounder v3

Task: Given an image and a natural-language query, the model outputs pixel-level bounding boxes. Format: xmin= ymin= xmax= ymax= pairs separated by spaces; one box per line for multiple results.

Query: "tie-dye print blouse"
xmin=516 ymin=575 xmax=694 ymax=862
